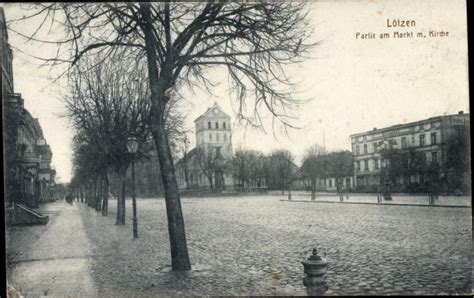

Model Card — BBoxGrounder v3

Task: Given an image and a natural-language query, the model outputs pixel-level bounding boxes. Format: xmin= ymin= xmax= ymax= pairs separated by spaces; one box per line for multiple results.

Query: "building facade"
xmin=350 ymin=112 xmax=470 ymax=193
xmin=2 ymin=7 xmax=56 ymax=207
xmin=176 ymin=102 xmax=234 ymax=190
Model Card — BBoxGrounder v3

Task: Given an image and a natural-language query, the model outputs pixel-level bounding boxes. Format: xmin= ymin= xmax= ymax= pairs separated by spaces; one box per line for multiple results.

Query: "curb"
xmin=280 ymin=199 xmax=471 ymax=208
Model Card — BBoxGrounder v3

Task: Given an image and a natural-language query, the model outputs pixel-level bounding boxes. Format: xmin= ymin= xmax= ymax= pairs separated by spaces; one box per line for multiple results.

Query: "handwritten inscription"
xmin=355 ymin=19 xmax=449 ymax=40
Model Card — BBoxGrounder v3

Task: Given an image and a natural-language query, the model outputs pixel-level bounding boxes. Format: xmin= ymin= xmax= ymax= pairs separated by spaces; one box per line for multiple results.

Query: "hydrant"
xmin=302 ymin=248 xmax=328 ymax=295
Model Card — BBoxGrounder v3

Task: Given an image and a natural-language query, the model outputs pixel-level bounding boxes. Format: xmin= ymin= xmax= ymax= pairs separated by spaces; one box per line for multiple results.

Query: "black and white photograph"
xmin=2 ymin=1 xmax=471 ymax=296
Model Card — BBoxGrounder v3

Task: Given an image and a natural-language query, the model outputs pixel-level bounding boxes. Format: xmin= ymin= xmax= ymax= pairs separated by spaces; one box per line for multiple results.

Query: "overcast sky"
xmin=3 ymin=1 xmax=469 ymax=183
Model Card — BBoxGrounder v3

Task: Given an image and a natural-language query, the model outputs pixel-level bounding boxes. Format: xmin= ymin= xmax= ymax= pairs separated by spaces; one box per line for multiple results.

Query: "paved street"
xmin=6 ymin=195 xmax=472 ymax=296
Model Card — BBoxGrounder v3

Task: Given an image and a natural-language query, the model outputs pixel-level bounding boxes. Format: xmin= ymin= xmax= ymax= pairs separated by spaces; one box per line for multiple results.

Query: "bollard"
xmin=302 ymin=248 xmax=328 ymax=295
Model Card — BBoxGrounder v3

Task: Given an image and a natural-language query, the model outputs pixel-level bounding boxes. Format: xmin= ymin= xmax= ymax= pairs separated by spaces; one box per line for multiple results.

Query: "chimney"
xmin=373 ymin=127 xmax=377 ymax=131
xmin=458 ymin=111 xmax=464 ymax=115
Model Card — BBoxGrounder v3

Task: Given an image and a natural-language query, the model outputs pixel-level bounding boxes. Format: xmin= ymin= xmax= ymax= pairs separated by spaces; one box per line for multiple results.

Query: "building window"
xmin=363 ymin=144 xmax=367 ymax=154
xmin=430 ymin=132 xmax=437 ymax=145
xmin=364 ymin=160 xmax=369 ymax=172
xmin=411 ymin=135 xmax=415 ymax=145
xmin=223 ymin=122 xmax=226 ymax=129
xmin=419 ymin=134 xmax=425 ymax=146
xmin=355 ymin=145 xmax=360 ymax=155
xmin=223 ymin=134 xmax=227 ymax=141
xmin=209 ymin=133 xmax=213 ymax=141
xmin=373 ymin=142 xmax=377 ymax=153
xmin=431 ymin=152 xmax=438 ymax=164
xmin=215 ymin=122 xmax=219 ymax=129
xmin=216 ymin=133 xmax=220 ymax=141
xmin=374 ymin=158 xmax=379 ymax=170
xmin=356 ymin=161 xmax=360 ymax=172
xmin=208 ymin=121 xmax=211 ymax=129
xmin=329 ymin=179 xmax=332 ymax=187
xmin=401 ymin=137 xmax=407 ymax=148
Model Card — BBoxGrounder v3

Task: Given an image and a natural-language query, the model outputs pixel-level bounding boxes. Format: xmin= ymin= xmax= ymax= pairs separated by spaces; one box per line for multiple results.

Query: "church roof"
xmin=175 ymin=147 xmax=199 ymax=167
xmin=194 ymin=102 xmax=230 ymax=122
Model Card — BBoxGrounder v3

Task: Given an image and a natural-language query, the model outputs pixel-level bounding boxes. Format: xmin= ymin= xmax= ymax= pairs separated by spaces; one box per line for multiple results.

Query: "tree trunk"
xmin=102 ymin=173 xmax=109 ymax=216
xmin=88 ymin=182 xmax=94 ymax=207
xmin=140 ymin=3 xmax=191 ymax=271
xmin=208 ymin=174 xmax=213 ymax=189
xmin=95 ymin=175 xmax=102 ymax=211
xmin=91 ymin=176 xmax=99 ymax=209
xmin=116 ymin=169 xmax=127 ymax=225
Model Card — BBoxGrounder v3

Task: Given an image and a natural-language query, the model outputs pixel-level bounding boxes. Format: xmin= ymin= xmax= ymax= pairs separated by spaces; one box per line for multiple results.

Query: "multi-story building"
xmin=350 ymin=112 xmax=470 ymax=193
xmin=2 ymin=7 xmax=56 ymax=208
xmin=175 ymin=102 xmax=234 ymax=190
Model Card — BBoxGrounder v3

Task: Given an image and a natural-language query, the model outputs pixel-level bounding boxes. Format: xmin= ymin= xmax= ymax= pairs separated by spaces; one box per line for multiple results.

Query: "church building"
xmin=175 ymin=102 xmax=234 ymax=190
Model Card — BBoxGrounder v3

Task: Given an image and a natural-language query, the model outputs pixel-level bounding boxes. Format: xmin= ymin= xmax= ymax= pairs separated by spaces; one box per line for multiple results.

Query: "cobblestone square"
xmin=9 ymin=195 xmax=470 ymax=296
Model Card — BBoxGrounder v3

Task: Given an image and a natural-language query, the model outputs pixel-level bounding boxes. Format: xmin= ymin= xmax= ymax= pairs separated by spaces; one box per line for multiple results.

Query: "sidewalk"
xmin=278 ymin=193 xmax=471 ymax=208
xmin=281 ymin=198 xmax=471 ymax=208
xmin=7 ymin=200 xmax=98 ymax=297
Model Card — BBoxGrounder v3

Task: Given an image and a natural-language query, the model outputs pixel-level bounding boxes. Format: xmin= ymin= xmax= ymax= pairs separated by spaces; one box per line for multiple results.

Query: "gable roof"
xmin=194 ymin=102 xmax=230 ymax=123
xmin=175 ymin=147 xmax=199 ymax=167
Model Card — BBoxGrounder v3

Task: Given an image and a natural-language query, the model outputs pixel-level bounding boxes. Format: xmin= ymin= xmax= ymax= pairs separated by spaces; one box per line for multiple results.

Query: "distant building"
xmin=2 ymin=7 xmax=56 ymax=207
xmin=175 ymin=102 xmax=234 ymax=190
xmin=350 ymin=112 xmax=470 ymax=193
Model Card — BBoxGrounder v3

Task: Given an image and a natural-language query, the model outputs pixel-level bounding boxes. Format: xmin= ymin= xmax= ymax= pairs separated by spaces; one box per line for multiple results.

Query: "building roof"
xmin=175 ymin=147 xmax=199 ymax=167
xmin=23 ymin=109 xmax=45 ymax=139
xmin=350 ymin=112 xmax=470 ymax=138
xmin=194 ymin=102 xmax=230 ymax=123
xmin=0 ymin=7 xmax=8 ymax=41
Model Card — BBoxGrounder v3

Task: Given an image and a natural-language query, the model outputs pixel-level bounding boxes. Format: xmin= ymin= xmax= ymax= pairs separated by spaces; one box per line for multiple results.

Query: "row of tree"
xmin=231 ymin=146 xmax=353 ymax=196
xmin=66 ymin=56 xmax=187 ymax=225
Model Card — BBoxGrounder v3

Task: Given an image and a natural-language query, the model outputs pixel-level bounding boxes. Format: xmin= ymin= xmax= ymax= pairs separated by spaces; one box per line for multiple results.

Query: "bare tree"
xmin=65 ymin=54 xmax=151 ymax=225
xmin=265 ymin=149 xmax=296 ymax=193
xmin=301 ymin=144 xmax=327 ymax=200
xmin=9 ymin=2 xmax=315 ymax=270
xmin=196 ymin=146 xmax=219 ymax=189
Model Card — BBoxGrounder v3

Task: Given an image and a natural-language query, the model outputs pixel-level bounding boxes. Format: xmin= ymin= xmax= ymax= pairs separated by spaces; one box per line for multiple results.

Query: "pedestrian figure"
xmin=65 ymin=193 xmax=73 ymax=205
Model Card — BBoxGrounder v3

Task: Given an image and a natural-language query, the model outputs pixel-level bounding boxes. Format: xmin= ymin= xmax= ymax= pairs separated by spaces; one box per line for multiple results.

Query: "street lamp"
xmin=127 ymin=136 xmax=139 ymax=238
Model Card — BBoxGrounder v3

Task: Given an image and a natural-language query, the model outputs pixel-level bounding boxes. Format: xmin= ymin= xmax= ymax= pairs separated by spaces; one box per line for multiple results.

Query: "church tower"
xmin=194 ymin=102 xmax=233 ymax=159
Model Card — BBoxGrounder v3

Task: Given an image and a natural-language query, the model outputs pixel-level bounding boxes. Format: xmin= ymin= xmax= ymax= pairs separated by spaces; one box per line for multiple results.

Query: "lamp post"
xmin=127 ymin=137 xmax=139 ymax=238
